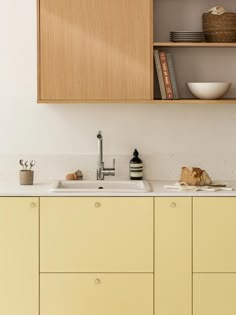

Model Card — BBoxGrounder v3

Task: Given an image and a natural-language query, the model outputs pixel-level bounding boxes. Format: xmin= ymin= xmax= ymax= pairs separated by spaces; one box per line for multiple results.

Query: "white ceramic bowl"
xmin=187 ymin=82 xmax=231 ymax=100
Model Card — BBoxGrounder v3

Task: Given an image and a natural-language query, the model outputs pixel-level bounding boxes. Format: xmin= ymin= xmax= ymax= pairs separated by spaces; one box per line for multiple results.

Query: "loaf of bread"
xmin=180 ymin=167 xmax=212 ymax=186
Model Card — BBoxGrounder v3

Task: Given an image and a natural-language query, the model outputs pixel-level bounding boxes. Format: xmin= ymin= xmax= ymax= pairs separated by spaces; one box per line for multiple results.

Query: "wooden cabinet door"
xmin=38 ymin=0 xmax=153 ymax=102
xmin=0 ymin=197 xmax=39 ymax=315
xmin=193 ymin=197 xmax=236 ymax=272
xmin=155 ymin=197 xmax=192 ymax=315
xmin=194 ymin=274 xmax=236 ymax=315
xmin=40 ymin=197 xmax=153 ymax=272
xmin=41 ymin=273 xmax=153 ymax=315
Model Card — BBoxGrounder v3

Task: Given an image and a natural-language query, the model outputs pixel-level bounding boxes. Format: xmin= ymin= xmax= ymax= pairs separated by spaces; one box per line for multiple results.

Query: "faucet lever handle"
xmin=112 ymin=158 xmax=116 ymax=170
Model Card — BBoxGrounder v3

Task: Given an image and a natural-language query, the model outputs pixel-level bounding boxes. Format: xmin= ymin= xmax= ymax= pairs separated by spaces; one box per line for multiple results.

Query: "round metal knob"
xmin=94 ymin=202 xmax=101 ymax=208
xmin=30 ymin=202 xmax=37 ymax=208
xmin=170 ymin=202 xmax=176 ymax=208
xmin=94 ymin=278 xmax=101 ymax=284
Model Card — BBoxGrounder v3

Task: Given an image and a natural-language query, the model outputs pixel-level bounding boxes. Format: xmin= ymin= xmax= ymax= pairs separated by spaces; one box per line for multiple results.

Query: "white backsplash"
xmin=1 ymin=154 xmax=235 ymax=183
xmin=1 ymin=0 xmax=236 ymax=185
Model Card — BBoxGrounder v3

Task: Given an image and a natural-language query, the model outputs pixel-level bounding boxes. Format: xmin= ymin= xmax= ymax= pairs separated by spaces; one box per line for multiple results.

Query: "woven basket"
xmin=203 ymin=12 xmax=236 ymax=42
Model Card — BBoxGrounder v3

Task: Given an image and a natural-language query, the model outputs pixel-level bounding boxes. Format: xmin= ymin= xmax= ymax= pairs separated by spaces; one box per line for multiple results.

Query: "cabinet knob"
xmin=94 ymin=202 xmax=101 ymax=208
xmin=94 ymin=278 xmax=101 ymax=284
xmin=30 ymin=202 xmax=37 ymax=208
xmin=170 ymin=202 xmax=176 ymax=208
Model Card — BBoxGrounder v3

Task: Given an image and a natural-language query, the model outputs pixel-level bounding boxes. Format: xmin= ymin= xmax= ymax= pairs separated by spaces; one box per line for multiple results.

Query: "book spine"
xmin=153 ymin=50 xmax=166 ymax=100
xmin=159 ymin=51 xmax=174 ymax=100
xmin=166 ymin=52 xmax=179 ymax=100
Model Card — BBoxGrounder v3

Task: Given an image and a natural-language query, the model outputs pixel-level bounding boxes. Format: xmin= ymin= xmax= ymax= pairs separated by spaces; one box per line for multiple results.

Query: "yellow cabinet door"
xmin=194 ymin=274 xmax=236 ymax=315
xmin=193 ymin=197 xmax=236 ymax=272
xmin=0 ymin=197 xmax=39 ymax=315
xmin=40 ymin=197 xmax=153 ymax=272
xmin=38 ymin=0 xmax=153 ymax=102
xmin=41 ymin=273 xmax=153 ymax=315
xmin=155 ymin=197 xmax=192 ymax=315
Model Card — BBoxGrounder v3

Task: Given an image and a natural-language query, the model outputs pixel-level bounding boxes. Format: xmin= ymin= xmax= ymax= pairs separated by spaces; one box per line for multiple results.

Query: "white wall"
xmin=0 ymin=0 xmax=236 ymax=181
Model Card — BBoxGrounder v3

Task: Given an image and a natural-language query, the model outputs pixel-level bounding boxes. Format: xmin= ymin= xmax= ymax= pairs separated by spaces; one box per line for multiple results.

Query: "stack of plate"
xmin=170 ymin=31 xmax=205 ymax=42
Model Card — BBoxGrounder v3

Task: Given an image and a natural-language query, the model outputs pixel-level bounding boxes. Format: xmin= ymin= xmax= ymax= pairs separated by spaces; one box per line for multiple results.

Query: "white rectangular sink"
xmin=50 ymin=180 xmax=151 ymax=193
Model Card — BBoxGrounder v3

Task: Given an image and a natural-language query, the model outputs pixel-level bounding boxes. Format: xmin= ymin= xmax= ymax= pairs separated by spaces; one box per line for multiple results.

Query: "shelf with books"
xmin=153 ymin=47 xmax=236 ymax=102
xmin=153 ymin=0 xmax=236 ymax=104
xmin=153 ymin=49 xmax=180 ymax=100
xmin=153 ymin=42 xmax=236 ymax=48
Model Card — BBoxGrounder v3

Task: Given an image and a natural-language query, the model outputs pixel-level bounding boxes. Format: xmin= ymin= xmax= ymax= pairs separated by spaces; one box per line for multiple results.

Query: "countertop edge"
xmin=0 ymin=180 xmax=236 ymax=197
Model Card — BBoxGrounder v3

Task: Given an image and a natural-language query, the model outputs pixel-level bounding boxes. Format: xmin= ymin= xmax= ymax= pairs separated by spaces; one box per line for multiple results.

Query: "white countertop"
xmin=0 ymin=180 xmax=236 ymax=197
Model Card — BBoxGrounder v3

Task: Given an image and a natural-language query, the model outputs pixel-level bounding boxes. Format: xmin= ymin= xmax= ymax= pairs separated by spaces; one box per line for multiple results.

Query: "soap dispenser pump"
xmin=129 ymin=149 xmax=143 ymax=180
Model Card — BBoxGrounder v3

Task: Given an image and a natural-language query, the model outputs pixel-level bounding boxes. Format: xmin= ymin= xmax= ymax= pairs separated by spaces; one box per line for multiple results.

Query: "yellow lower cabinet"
xmin=40 ymin=273 xmax=153 ymax=315
xmin=194 ymin=274 xmax=236 ymax=315
xmin=155 ymin=197 xmax=192 ymax=315
xmin=0 ymin=197 xmax=39 ymax=315
xmin=193 ymin=197 xmax=236 ymax=272
xmin=40 ymin=197 xmax=153 ymax=272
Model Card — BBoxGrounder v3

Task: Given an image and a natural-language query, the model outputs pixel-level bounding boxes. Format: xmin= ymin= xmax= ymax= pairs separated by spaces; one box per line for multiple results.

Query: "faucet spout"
xmin=96 ymin=131 xmax=115 ymax=180
xmin=97 ymin=131 xmax=103 ymax=169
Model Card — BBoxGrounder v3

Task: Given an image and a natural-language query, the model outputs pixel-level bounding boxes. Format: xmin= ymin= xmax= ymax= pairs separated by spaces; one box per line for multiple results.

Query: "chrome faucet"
xmin=97 ymin=131 xmax=115 ymax=180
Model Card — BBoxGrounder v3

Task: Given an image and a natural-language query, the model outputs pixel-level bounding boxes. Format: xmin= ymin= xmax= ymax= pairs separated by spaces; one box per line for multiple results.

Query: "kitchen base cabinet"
xmin=194 ymin=274 xmax=236 ymax=315
xmin=40 ymin=197 xmax=153 ymax=272
xmin=0 ymin=197 xmax=39 ymax=315
xmin=40 ymin=273 xmax=153 ymax=315
xmin=6 ymin=194 xmax=236 ymax=315
xmin=155 ymin=197 xmax=192 ymax=315
xmin=193 ymin=197 xmax=236 ymax=272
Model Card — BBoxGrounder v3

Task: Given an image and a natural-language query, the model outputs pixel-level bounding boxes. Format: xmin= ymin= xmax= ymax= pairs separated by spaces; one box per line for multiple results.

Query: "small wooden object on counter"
xmin=66 ymin=170 xmax=83 ymax=181
xmin=20 ymin=170 xmax=34 ymax=185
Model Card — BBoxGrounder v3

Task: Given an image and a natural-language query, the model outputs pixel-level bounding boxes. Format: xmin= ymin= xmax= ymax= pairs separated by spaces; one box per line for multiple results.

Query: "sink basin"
xmin=50 ymin=180 xmax=151 ymax=193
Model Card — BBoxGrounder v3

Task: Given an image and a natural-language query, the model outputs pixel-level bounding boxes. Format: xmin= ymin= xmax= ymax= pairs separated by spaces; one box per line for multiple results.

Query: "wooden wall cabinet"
xmin=38 ymin=0 xmax=153 ymax=103
xmin=38 ymin=0 xmax=236 ymax=104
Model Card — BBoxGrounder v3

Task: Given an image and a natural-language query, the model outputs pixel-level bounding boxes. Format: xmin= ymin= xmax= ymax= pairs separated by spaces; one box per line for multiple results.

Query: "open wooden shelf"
xmin=151 ymin=99 xmax=236 ymax=104
xmin=153 ymin=0 xmax=236 ymax=103
xmin=154 ymin=42 xmax=236 ymax=48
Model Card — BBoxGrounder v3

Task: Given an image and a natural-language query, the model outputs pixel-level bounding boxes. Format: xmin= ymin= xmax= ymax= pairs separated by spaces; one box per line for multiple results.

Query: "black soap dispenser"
xmin=130 ymin=149 xmax=143 ymax=180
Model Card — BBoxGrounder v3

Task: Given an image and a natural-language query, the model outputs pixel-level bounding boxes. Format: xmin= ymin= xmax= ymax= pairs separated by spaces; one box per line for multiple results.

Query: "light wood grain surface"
xmin=39 ymin=0 xmax=152 ymax=101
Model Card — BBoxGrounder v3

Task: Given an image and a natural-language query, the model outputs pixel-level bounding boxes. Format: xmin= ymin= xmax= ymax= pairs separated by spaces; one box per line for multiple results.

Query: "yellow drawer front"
xmin=0 ymin=197 xmax=39 ymax=315
xmin=194 ymin=274 xmax=236 ymax=315
xmin=155 ymin=197 xmax=192 ymax=315
xmin=194 ymin=197 xmax=236 ymax=272
xmin=40 ymin=274 xmax=153 ymax=315
xmin=40 ymin=197 xmax=153 ymax=272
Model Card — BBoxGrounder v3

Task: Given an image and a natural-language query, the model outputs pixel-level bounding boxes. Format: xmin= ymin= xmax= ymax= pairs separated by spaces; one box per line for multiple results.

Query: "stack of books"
xmin=154 ymin=50 xmax=179 ymax=100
